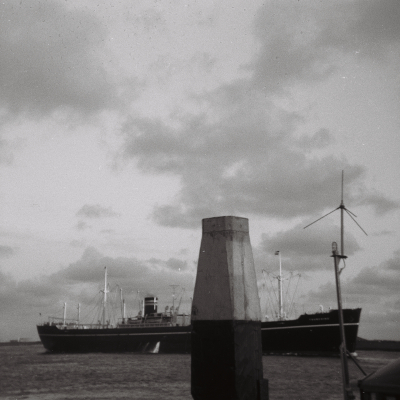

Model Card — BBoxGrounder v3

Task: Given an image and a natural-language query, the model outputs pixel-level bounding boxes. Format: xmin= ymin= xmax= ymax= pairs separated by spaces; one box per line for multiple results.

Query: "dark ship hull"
xmin=37 ymin=323 xmax=192 ymax=353
xmin=37 ymin=308 xmax=361 ymax=355
xmin=261 ymin=308 xmax=362 ymax=355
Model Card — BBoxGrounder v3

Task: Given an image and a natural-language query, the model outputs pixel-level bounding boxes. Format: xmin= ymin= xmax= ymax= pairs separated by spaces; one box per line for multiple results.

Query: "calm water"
xmin=0 ymin=344 xmax=398 ymax=400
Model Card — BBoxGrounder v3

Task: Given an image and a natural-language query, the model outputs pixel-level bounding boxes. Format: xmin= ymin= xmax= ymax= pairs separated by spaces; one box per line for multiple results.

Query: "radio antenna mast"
xmin=303 ymin=170 xmax=367 ymax=258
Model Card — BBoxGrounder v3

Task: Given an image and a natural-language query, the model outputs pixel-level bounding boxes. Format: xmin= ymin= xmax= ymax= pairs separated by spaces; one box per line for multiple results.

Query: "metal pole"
xmin=63 ymin=302 xmax=66 ymax=326
xmin=278 ymin=252 xmax=283 ymax=320
xmin=340 ymin=170 xmax=345 ymax=258
xmin=120 ymin=287 xmax=123 ymax=317
xmin=103 ymin=267 xmax=108 ymax=326
xmin=332 ymin=242 xmax=354 ymax=400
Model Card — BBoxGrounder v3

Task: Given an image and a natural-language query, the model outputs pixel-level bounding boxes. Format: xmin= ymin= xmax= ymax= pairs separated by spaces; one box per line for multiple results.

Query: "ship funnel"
xmin=144 ymin=296 xmax=158 ymax=316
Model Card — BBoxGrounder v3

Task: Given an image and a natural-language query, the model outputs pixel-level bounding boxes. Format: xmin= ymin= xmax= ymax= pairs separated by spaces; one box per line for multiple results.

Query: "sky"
xmin=0 ymin=0 xmax=399 ymax=342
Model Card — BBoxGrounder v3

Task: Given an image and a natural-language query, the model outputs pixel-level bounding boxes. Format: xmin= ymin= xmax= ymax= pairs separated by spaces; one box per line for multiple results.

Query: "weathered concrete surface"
xmin=191 ymin=216 xmax=261 ymax=322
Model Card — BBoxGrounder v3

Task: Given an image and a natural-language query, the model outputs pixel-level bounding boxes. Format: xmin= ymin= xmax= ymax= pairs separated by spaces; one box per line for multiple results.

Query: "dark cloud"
xmin=306 ymin=249 xmax=400 ymax=319
xmin=0 ymin=246 xmax=196 ymax=340
xmin=165 ymin=258 xmax=189 ymax=272
xmin=75 ymin=221 xmax=90 ymax=231
xmin=76 ymin=204 xmax=120 ymax=219
xmin=0 ymin=270 xmax=67 ymax=340
xmin=341 ymin=0 xmax=400 ymax=59
xmin=257 ymin=222 xmax=361 ymax=272
xmin=121 ymin=100 xmax=390 ymax=228
xmin=251 ymin=1 xmax=400 ymax=92
xmin=0 ymin=0 xmax=119 ymax=116
xmin=356 ymin=193 xmax=399 ymax=216
xmin=0 ymin=245 xmax=14 ymax=258
xmin=385 ymin=249 xmax=400 ymax=271
xmin=53 ymin=247 xmax=195 ymax=296
xmin=305 ymin=248 xmax=400 ymax=340
xmin=352 ymin=266 xmax=400 ymax=294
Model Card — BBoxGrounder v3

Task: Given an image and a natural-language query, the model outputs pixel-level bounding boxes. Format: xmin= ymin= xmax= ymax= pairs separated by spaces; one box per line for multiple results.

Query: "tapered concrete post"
xmin=191 ymin=216 xmax=268 ymax=400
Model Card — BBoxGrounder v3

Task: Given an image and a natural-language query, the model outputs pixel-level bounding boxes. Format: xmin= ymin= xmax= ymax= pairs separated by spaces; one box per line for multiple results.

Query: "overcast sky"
xmin=1 ymin=0 xmax=399 ymax=342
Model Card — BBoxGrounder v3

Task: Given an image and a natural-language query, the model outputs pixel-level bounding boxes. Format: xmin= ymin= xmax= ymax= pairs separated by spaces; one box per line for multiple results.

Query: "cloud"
xmin=0 ymin=245 xmax=14 ymax=258
xmin=304 ymin=248 xmax=400 ymax=339
xmin=356 ymin=192 xmax=399 ymax=216
xmin=0 ymin=137 xmax=14 ymax=165
xmin=0 ymin=246 xmax=196 ymax=340
xmin=385 ymin=249 xmax=400 ymax=271
xmin=117 ymin=2 xmax=399 ymax=229
xmin=251 ymin=1 xmax=400 ymax=92
xmin=0 ymin=269 xmax=67 ymax=340
xmin=257 ymin=222 xmax=361 ymax=272
xmin=76 ymin=204 xmax=120 ymax=219
xmin=0 ymin=0 xmax=119 ymax=116
xmin=53 ymin=247 xmax=195 ymax=296
xmin=303 ymin=248 xmax=400 ymax=307
xmin=297 ymin=129 xmax=334 ymax=151
xmin=75 ymin=221 xmax=90 ymax=231
xmin=121 ymin=93 xmax=391 ymax=228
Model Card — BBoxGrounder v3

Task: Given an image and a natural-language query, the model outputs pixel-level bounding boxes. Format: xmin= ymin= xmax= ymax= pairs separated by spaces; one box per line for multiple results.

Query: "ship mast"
xmin=276 ymin=251 xmax=284 ymax=320
xmin=118 ymin=286 xmax=126 ymax=321
xmin=170 ymin=285 xmax=179 ymax=311
xmin=63 ymin=302 xmax=67 ymax=326
xmin=102 ymin=267 xmax=108 ymax=326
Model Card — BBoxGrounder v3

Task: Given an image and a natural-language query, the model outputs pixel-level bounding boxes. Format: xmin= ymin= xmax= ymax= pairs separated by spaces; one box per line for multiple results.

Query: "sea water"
xmin=0 ymin=344 xmax=398 ymax=400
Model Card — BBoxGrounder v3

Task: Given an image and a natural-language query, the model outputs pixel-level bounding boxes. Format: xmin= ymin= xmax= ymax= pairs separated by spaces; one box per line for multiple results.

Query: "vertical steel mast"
xmin=332 ymin=242 xmax=353 ymax=400
xmin=340 ymin=170 xmax=345 ymax=257
xmin=304 ymin=172 xmax=367 ymax=400
xmin=63 ymin=302 xmax=67 ymax=326
xmin=102 ymin=267 xmax=108 ymax=326
xmin=277 ymin=251 xmax=283 ymax=320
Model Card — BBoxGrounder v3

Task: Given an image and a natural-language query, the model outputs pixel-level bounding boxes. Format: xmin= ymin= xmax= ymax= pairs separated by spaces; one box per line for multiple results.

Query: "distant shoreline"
xmin=0 ymin=341 xmax=41 ymax=347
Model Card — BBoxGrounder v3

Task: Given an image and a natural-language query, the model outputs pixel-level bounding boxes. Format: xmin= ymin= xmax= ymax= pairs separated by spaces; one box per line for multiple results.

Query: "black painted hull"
xmin=37 ymin=308 xmax=361 ymax=355
xmin=37 ymin=324 xmax=192 ymax=353
xmin=261 ymin=308 xmax=362 ymax=355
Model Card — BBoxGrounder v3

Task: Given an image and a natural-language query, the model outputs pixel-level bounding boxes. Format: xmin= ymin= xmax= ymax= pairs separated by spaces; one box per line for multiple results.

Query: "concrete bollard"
xmin=191 ymin=216 xmax=268 ymax=400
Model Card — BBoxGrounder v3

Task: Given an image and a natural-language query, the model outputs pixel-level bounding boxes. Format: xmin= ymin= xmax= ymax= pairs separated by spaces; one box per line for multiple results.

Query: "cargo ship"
xmin=37 ymin=267 xmax=361 ymax=354
xmin=37 ymin=268 xmax=191 ymax=353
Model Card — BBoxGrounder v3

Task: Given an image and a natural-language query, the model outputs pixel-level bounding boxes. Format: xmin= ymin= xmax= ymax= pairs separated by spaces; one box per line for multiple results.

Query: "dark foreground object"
xmin=358 ymin=358 xmax=400 ymax=400
xmin=191 ymin=320 xmax=268 ymax=400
